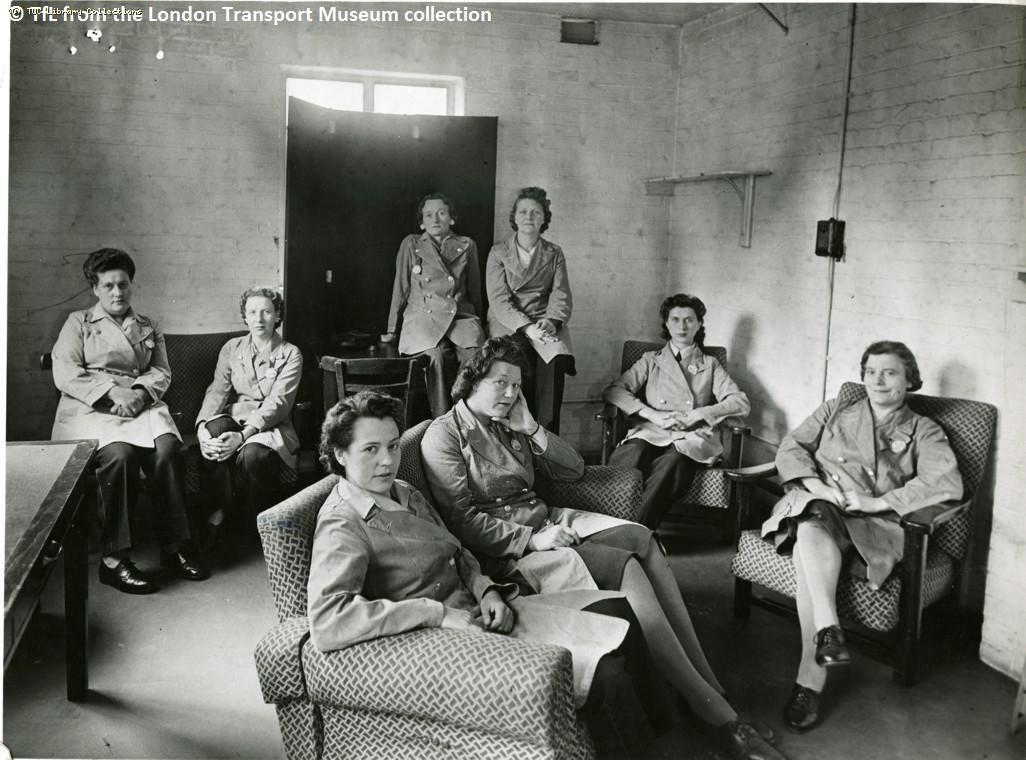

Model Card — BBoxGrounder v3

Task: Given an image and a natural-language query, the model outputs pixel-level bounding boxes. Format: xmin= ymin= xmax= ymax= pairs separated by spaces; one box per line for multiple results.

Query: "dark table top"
xmin=5 ymin=440 xmax=96 ymax=614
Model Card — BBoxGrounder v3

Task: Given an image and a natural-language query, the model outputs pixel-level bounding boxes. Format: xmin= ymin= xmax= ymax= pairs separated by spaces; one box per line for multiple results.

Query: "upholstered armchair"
xmin=729 ymin=382 xmax=997 ymax=686
xmin=253 ymin=420 xmax=645 ymax=759
xmin=596 ymin=340 xmax=751 ymax=540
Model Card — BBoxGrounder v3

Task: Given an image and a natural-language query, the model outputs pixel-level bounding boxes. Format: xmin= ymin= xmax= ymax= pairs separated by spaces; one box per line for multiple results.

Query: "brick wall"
xmin=7 ymin=4 xmax=678 ymax=449
xmin=670 ymin=4 xmax=1025 ymax=679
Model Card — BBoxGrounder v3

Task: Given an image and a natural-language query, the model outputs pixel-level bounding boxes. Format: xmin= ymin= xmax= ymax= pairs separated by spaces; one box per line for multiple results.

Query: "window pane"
xmin=373 ymin=84 xmax=447 ymax=115
xmin=287 ymin=79 xmax=363 ymax=112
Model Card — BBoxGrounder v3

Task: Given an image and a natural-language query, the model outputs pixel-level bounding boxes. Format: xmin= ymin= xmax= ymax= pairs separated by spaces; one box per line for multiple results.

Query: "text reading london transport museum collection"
xmin=19 ymin=4 xmax=494 ymax=24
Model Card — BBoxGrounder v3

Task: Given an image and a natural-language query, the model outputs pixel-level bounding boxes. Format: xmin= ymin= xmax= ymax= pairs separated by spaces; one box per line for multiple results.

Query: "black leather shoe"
xmin=783 ymin=683 xmax=821 ymax=733
xmin=98 ymin=559 xmax=159 ymax=595
xmin=161 ymin=546 xmax=211 ymax=581
xmin=713 ymin=720 xmax=786 ymax=760
xmin=814 ymin=625 xmax=851 ymax=667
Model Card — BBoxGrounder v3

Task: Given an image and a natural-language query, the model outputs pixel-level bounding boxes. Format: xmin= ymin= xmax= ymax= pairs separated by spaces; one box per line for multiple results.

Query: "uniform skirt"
xmin=573 ymin=524 xmax=657 ymax=589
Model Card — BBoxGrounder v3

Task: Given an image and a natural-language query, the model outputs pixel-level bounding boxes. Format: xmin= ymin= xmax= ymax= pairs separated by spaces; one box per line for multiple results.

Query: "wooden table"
xmin=5 ymin=439 xmax=96 ymax=701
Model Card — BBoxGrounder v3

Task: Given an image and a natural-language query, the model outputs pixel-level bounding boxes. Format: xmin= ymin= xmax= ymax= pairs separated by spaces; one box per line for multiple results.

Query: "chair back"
xmin=257 ymin=419 xmax=434 ymax=622
xmin=620 ymin=340 xmax=727 ymax=373
xmin=164 ymin=331 xmax=246 ymax=431
xmin=321 ymin=355 xmax=430 ymax=429
xmin=836 ymin=382 xmax=997 ymax=559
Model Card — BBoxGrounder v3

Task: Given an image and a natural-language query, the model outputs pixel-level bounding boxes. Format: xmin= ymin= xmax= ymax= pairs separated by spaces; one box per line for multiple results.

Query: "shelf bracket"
xmin=643 ymin=170 xmax=771 ymax=248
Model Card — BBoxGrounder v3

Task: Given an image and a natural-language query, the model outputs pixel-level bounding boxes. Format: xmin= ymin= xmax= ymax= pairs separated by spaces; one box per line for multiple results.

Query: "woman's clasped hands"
xmin=106 ymin=386 xmax=149 ymax=418
xmin=198 ymin=425 xmax=244 ymax=462
xmin=799 ymin=477 xmax=890 ymax=514
xmin=642 ymin=407 xmax=705 ymax=432
xmin=440 ymin=590 xmax=515 ymax=634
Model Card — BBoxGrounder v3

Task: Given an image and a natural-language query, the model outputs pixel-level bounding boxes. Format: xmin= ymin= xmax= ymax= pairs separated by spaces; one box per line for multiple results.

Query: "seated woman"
xmin=50 ymin=247 xmax=209 ymax=594
xmin=195 ymin=287 xmax=303 ymax=549
xmin=307 ymin=391 xmax=675 ymax=757
xmin=761 ymin=341 xmax=963 ymax=732
xmin=603 ymin=293 xmax=750 ymax=528
xmin=421 ymin=337 xmax=784 ymax=760
xmin=382 ymin=192 xmax=485 ymax=416
xmin=485 ymin=187 xmax=575 ymax=433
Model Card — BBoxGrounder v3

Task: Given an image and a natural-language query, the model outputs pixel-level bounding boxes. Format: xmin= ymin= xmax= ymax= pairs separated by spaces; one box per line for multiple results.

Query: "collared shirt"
xmin=515 ymin=238 xmax=538 ymax=270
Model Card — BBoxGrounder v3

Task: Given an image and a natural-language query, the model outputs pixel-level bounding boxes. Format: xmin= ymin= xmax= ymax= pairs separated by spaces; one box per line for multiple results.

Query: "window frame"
xmin=282 ymin=65 xmax=465 ymax=116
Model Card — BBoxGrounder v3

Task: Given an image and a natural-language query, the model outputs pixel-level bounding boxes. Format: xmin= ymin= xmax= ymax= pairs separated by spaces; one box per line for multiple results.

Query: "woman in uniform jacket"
xmin=603 ymin=293 xmax=750 ymax=528
xmin=421 ymin=337 xmax=785 ymax=760
xmin=308 ymin=390 xmax=682 ymax=757
xmin=764 ymin=341 xmax=962 ymax=733
xmin=196 ymin=287 xmax=303 ymax=549
xmin=382 ymin=193 xmax=484 ymax=417
xmin=50 ymin=248 xmax=209 ymax=594
xmin=485 ymin=186 xmax=575 ymax=433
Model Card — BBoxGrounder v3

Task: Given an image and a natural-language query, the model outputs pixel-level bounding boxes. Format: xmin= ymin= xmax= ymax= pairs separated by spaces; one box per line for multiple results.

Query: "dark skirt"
xmin=573 ymin=524 xmax=656 ymax=590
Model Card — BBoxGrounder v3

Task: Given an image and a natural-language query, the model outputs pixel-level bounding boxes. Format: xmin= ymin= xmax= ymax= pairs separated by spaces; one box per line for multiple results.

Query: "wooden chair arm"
xmin=726 ymin=423 xmax=752 ymax=436
xmin=899 ymin=498 xmax=971 ymax=536
xmin=725 ymin=462 xmax=778 ymax=483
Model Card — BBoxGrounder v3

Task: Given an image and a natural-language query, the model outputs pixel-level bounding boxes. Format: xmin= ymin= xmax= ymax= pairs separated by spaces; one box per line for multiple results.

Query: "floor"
xmin=3 ymin=528 xmax=1025 ymax=760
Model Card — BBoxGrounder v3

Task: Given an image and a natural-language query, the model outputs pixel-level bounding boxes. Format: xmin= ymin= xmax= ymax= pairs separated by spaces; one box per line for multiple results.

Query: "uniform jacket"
xmin=308 ymin=477 xmax=515 ymax=652
xmin=387 ymin=232 xmax=485 ymax=355
xmin=51 ymin=303 xmax=180 ymax=449
xmin=307 ymin=477 xmax=628 ymax=706
xmin=761 ymin=396 xmax=963 ymax=587
xmin=422 ymin=401 xmax=627 ymax=585
xmin=485 ymin=236 xmax=573 ymax=361
xmin=603 ymin=343 xmax=750 ymax=464
xmin=196 ymin=333 xmax=303 ymax=469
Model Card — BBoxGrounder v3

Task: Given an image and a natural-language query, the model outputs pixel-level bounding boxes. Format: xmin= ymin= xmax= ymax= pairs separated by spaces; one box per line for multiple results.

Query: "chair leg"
xmin=734 ymin=577 xmax=752 ymax=620
xmin=894 ymin=531 xmax=928 ymax=687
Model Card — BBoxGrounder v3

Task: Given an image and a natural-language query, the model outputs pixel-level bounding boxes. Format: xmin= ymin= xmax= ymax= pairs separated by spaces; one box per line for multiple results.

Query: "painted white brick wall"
xmin=670 ymin=4 xmax=1025 ymax=680
xmin=7 ymin=8 xmax=678 ymax=451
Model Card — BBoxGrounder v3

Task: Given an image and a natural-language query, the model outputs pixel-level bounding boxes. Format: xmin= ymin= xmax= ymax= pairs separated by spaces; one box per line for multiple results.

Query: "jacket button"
xmin=865 ymin=467 xmax=875 ymax=476
xmin=448 ymin=558 xmax=455 ymax=566
xmin=830 ymin=474 xmax=840 ymax=482
xmin=448 ymin=275 xmax=455 ymax=281
xmin=426 ymin=309 xmax=432 ymax=314
xmin=659 ymin=399 xmax=666 ymax=404
xmin=425 ymin=277 xmax=431 ymax=282
xmin=530 ymin=499 xmax=537 ymax=505
xmin=685 ymin=399 xmax=692 ymax=405
xmin=495 ymin=497 xmax=503 ymax=503
xmin=521 ymin=488 xmax=528 ymax=493
xmin=504 ymin=506 xmax=511 ymax=513
xmin=838 ymin=456 xmax=846 ymax=463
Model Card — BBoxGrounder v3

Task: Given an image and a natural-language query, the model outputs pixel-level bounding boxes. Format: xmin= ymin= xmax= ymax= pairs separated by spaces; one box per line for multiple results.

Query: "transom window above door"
xmin=285 ymin=69 xmax=464 ymax=116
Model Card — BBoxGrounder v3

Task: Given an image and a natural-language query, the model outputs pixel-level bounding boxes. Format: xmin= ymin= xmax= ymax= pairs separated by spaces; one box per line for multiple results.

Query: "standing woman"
xmin=485 ymin=186 xmax=575 ymax=433
xmin=195 ymin=287 xmax=303 ymax=548
xmin=382 ymin=192 xmax=485 ymax=417
xmin=50 ymin=248 xmax=209 ymax=594
xmin=604 ymin=293 xmax=750 ymax=529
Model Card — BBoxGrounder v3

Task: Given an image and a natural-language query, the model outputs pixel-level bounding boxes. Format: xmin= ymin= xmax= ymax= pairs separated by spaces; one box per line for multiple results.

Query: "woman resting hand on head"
xmin=762 ymin=341 xmax=962 ymax=733
xmin=50 ymin=247 xmax=209 ymax=594
xmin=195 ymin=287 xmax=303 ymax=552
xmin=421 ymin=337 xmax=786 ymax=760
xmin=603 ymin=293 xmax=750 ymax=529
xmin=382 ymin=192 xmax=484 ymax=416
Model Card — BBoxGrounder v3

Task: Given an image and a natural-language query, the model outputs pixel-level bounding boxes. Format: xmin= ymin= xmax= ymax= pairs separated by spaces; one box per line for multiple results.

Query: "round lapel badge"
xmin=510 ymin=439 xmax=523 ymax=452
xmin=412 ymin=264 xmax=422 ymax=275
xmin=687 ymin=364 xmax=698 ymax=375
xmin=890 ymin=439 xmax=907 ymax=453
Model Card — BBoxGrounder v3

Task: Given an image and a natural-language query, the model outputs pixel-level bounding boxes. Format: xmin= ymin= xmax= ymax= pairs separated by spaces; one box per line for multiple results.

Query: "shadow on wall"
xmin=728 ymin=314 xmax=790 ymax=446
xmin=936 ymin=360 xmax=978 ymax=399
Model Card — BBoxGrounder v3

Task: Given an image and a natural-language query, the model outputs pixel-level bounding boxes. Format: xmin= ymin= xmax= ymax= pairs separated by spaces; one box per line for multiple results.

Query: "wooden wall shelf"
xmin=644 ymin=170 xmax=772 ymax=248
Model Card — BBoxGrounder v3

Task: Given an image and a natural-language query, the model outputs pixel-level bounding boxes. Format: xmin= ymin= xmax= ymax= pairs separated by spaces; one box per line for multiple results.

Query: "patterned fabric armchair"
xmin=253 ymin=419 xmax=645 ymax=759
xmin=729 ymin=382 xmax=997 ymax=686
xmin=596 ymin=340 xmax=751 ymax=540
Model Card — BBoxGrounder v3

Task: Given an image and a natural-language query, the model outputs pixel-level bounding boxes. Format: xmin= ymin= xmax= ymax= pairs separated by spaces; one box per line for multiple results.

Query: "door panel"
xmin=284 ymin=100 xmax=498 ymax=349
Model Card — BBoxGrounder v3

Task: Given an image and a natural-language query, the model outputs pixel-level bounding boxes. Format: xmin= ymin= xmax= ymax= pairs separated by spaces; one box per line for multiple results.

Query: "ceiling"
xmin=481 ymin=3 xmax=735 ymax=27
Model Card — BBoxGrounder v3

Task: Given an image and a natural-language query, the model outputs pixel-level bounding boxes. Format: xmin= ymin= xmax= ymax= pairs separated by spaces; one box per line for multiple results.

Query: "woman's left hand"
xmin=843 ymin=491 xmax=891 ymax=514
xmin=477 ymin=591 xmax=515 ymax=634
xmin=213 ymin=431 xmax=244 ymax=462
xmin=491 ymin=390 xmax=539 ymax=435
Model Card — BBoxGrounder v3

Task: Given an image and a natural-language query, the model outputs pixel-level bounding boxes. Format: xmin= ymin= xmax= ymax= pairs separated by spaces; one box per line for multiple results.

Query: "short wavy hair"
xmin=417 ymin=192 xmax=457 ymax=228
xmin=659 ymin=293 xmax=707 ymax=348
xmin=508 ymin=187 xmax=552 ymax=234
xmin=240 ymin=287 xmax=285 ymax=328
xmin=83 ymin=248 xmax=135 ymax=286
xmin=318 ymin=390 xmax=405 ymax=476
xmin=860 ymin=341 xmax=923 ymax=392
xmin=451 ymin=336 xmax=531 ymax=403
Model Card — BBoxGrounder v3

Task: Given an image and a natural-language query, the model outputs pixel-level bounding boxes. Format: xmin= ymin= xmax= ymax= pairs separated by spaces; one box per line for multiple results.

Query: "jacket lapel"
xmin=845 ymin=399 xmax=878 ymax=471
xmin=415 ymin=232 xmax=449 ymax=277
xmin=453 ymin=401 xmax=519 ymax=472
xmin=87 ymin=303 xmax=137 ymax=357
xmin=655 ymin=344 xmax=694 ymax=402
xmin=500 ymin=236 xmax=531 ymax=290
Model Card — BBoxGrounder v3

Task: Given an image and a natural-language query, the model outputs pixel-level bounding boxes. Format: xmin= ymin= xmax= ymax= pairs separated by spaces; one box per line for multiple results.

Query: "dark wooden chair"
xmin=728 ymin=381 xmax=997 ymax=686
xmin=319 ymin=354 xmax=431 ymax=429
xmin=596 ymin=340 xmax=751 ymax=541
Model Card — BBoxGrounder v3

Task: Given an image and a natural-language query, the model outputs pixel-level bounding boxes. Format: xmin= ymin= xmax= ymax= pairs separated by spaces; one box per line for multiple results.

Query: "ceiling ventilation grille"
xmin=561 ymin=18 xmax=598 ymax=45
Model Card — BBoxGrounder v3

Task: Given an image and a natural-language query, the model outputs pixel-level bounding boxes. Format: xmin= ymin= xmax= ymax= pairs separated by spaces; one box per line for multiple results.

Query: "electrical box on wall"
xmin=815 ymin=218 xmax=845 ymax=259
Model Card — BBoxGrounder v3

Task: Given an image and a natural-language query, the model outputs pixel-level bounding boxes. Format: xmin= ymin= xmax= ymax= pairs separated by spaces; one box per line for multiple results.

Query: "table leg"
xmin=63 ymin=500 xmax=89 ymax=701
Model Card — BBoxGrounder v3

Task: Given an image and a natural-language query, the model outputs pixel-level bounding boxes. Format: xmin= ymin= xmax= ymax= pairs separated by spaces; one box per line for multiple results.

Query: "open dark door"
xmin=284 ymin=100 xmax=498 ymax=350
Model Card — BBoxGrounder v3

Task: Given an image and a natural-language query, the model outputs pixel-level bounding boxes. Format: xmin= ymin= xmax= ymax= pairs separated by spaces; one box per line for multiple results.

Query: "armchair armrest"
xmin=302 ymin=627 xmax=576 ymax=741
xmin=254 ymin=616 xmax=311 ymax=704
xmin=536 ymin=465 xmax=642 ymax=521
xmin=725 ymin=462 xmax=778 ymax=483
xmin=900 ymin=498 xmax=971 ymax=536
